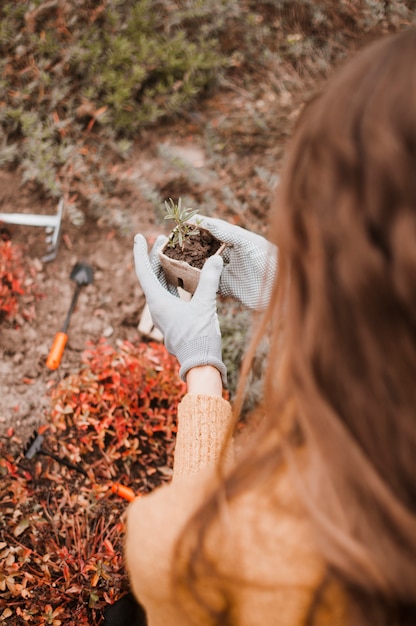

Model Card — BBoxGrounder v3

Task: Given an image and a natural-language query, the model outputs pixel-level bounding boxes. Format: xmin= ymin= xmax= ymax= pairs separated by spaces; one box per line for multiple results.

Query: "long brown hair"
xmin=175 ymin=29 xmax=416 ymax=624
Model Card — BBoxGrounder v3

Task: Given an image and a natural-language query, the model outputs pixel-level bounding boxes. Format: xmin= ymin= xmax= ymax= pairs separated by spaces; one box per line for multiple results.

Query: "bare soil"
xmin=0 ymin=87 xmax=292 ymax=444
xmin=0 ymin=167 xmax=149 ymax=442
xmin=162 ymin=226 xmax=223 ymax=270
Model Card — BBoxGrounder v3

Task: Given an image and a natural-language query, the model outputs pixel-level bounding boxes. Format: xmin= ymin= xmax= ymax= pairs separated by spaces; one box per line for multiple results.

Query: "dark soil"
xmin=162 ymin=226 xmax=223 ymax=270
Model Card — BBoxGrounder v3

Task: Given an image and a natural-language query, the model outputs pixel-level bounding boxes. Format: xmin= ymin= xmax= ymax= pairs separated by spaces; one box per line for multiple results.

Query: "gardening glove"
xmin=190 ymin=215 xmax=277 ymax=310
xmin=148 ymin=234 xmax=179 ymax=296
xmin=134 ymin=234 xmax=227 ymax=385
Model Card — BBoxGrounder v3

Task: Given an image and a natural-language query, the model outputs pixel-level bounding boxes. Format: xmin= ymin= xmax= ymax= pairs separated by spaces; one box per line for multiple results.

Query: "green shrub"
xmin=1 ymin=0 xmax=414 ymax=226
xmin=219 ymin=300 xmax=268 ymax=417
xmin=0 ymin=0 xmax=231 ymax=220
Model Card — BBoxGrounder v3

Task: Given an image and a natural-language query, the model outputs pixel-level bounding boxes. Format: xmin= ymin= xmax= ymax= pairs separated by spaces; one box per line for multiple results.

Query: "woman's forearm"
xmin=172 ymin=365 xmax=232 ymax=481
xmin=185 ymin=365 xmax=223 ymax=397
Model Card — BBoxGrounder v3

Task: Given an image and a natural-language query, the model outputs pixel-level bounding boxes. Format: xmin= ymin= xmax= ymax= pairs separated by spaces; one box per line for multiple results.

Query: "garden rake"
xmin=23 ymin=432 xmax=138 ymax=498
xmin=23 ymin=430 xmax=88 ymax=477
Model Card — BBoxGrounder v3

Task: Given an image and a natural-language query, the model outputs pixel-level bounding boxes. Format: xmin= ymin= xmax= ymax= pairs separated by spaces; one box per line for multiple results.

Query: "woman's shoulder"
xmin=217 ymin=462 xmax=326 ymax=587
xmin=127 ymin=462 xmax=349 ymax=625
xmin=210 ymin=465 xmax=349 ymax=625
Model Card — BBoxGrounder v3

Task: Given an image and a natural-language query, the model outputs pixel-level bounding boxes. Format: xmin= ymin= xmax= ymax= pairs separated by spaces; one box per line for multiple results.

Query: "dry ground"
xmin=0 ymin=85 xmax=294 ymax=443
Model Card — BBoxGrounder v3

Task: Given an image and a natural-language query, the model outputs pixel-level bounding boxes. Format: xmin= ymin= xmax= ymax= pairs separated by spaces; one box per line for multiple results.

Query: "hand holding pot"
xmin=134 ymin=234 xmax=227 ymax=385
xmin=191 ymin=216 xmax=277 ymax=310
xmin=147 ymin=234 xmax=179 ymax=295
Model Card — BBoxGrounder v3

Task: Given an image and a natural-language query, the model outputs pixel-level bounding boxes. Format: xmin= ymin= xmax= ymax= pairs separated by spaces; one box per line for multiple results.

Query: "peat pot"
xmin=158 ymin=225 xmax=226 ymax=294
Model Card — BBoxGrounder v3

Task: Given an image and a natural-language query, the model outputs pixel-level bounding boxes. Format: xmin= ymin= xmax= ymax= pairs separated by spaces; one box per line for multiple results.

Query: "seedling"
xmin=159 ymin=197 xmax=226 ymax=293
xmin=163 ymin=198 xmax=200 ymax=250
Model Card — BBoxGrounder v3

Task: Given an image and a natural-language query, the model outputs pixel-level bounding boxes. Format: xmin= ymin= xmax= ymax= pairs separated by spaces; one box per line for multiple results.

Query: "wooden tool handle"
xmin=46 ymin=332 xmax=68 ymax=370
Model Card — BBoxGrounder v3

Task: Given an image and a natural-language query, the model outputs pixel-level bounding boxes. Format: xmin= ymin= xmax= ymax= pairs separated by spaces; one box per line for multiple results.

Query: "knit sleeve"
xmin=172 ymin=394 xmax=234 ymax=483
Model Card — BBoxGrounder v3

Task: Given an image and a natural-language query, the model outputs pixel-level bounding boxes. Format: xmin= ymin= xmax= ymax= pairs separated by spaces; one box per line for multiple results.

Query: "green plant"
xmin=218 ymin=300 xmax=268 ymax=417
xmin=1 ymin=0 xmax=414 ymax=232
xmin=163 ymin=197 xmax=200 ymax=250
xmin=0 ymin=0 xmax=231 ymax=225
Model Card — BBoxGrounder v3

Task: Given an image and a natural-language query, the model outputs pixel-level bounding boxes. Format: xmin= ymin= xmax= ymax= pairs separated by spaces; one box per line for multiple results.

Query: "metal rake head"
xmin=22 ymin=430 xmax=87 ymax=477
xmin=24 ymin=431 xmax=45 ymax=460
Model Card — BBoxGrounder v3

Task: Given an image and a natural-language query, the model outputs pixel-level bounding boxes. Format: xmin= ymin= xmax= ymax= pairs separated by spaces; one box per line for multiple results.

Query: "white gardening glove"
xmin=190 ymin=216 xmax=277 ymax=310
xmin=147 ymin=234 xmax=178 ymax=295
xmin=134 ymin=234 xmax=227 ymax=385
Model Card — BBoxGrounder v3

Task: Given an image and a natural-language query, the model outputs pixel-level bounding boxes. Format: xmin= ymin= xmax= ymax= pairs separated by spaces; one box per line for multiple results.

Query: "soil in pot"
xmin=159 ymin=224 xmax=226 ymax=294
xmin=163 ymin=226 xmax=222 ymax=270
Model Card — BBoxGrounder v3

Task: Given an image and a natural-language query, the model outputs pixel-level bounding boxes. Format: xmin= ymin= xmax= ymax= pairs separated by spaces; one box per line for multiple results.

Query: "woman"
xmin=126 ymin=29 xmax=416 ymax=626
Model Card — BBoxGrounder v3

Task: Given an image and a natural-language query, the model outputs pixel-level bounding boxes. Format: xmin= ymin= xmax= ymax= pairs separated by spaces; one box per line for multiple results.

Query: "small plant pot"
xmin=158 ymin=225 xmax=226 ymax=294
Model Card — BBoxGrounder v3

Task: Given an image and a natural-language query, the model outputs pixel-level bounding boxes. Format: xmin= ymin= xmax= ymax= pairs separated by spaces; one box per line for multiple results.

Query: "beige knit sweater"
xmin=125 ymin=394 xmax=348 ymax=626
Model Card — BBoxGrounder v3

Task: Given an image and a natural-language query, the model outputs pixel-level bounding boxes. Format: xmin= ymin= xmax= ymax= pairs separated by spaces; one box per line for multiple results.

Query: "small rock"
xmin=12 ymin=353 xmax=24 ymax=365
xmin=83 ymin=318 xmax=103 ymax=335
xmin=32 ymin=257 xmax=44 ymax=272
xmin=103 ymin=325 xmax=114 ymax=338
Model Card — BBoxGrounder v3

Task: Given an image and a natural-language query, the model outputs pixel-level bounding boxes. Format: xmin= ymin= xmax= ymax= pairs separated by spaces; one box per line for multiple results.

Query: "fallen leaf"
xmin=13 ymin=518 xmax=30 ymax=537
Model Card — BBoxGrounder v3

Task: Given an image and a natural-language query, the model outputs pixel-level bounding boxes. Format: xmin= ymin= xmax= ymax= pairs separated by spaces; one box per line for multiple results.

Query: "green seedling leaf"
xmin=162 ymin=197 xmax=200 ymax=250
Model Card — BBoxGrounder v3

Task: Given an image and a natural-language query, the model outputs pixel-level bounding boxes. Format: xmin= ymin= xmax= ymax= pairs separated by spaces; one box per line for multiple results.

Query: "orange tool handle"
xmin=111 ymin=483 xmax=136 ymax=502
xmin=46 ymin=332 xmax=68 ymax=370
